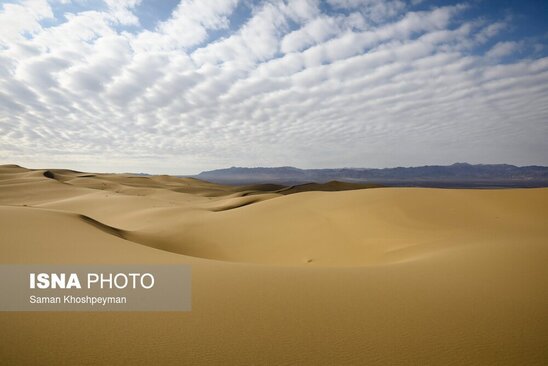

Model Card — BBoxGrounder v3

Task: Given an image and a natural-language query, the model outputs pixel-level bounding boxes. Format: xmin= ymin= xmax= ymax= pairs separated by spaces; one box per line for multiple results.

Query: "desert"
xmin=1 ymin=164 xmax=547 ymax=365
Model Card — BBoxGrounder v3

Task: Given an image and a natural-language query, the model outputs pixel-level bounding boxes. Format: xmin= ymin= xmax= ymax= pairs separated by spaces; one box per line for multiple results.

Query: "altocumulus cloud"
xmin=0 ymin=0 xmax=547 ymax=174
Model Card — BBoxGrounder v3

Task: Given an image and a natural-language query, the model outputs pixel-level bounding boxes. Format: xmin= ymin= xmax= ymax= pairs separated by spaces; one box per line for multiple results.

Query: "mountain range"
xmin=194 ymin=163 xmax=548 ymax=188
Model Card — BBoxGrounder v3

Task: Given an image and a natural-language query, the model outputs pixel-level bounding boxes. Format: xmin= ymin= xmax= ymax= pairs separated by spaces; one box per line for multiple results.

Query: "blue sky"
xmin=0 ymin=0 xmax=547 ymax=174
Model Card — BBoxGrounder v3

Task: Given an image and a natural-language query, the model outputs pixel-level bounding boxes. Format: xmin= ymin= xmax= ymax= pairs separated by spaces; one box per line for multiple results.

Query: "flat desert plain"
xmin=0 ymin=164 xmax=547 ymax=365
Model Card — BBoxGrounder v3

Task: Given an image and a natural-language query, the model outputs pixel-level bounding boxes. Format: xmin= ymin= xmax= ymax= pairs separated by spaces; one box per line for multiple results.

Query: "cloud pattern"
xmin=0 ymin=0 xmax=547 ymax=173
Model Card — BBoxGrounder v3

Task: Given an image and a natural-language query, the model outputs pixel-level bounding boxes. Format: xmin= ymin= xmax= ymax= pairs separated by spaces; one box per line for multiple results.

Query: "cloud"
xmin=0 ymin=0 xmax=547 ymax=173
xmin=155 ymin=0 xmax=239 ymax=49
xmin=485 ymin=41 xmax=520 ymax=59
xmin=0 ymin=0 xmax=53 ymax=46
xmin=281 ymin=15 xmax=351 ymax=54
xmin=104 ymin=0 xmax=142 ymax=26
xmin=327 ymin=0 xmax=406 ymax=23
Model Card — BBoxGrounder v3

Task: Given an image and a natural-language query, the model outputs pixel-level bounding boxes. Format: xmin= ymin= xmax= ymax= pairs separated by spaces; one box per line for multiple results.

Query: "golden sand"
xmin=1 ymin=164 xmax=547 ymax=365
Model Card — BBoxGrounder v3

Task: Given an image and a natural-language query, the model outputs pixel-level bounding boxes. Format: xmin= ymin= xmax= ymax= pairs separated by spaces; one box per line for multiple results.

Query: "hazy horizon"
xmin=3 ymin=160 xmax=548 ymax=177
xmin=1 ymin=0 xmax=547 ymax=174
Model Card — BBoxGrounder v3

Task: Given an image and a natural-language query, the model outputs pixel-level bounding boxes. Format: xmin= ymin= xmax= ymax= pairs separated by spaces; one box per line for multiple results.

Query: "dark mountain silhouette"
xmin=194 ymin=163 xmax=548 ymax=188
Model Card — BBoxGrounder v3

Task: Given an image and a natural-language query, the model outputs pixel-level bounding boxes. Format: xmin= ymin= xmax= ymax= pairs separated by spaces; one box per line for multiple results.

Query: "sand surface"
xmin=1 ymin=164 xmax=547 ymax=365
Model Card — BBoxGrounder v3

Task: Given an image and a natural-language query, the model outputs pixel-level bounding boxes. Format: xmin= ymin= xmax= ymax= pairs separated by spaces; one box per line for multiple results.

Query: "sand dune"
xmin=1 ymin=165 xmax=547 ymax=365
xmin=277 ymin=180 xmax=381 ymax=194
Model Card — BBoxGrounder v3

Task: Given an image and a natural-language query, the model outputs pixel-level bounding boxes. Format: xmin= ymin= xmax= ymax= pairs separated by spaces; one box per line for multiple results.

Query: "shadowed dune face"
xmin=278 ymin=181 xmax=381 ymax=194
xmin=1 ymin=165 xmax=548 ymax=365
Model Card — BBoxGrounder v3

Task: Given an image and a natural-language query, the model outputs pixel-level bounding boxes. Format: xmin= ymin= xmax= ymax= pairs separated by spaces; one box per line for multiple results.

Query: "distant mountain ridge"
xmin=194 ymin=163 xmax=548 ymax=187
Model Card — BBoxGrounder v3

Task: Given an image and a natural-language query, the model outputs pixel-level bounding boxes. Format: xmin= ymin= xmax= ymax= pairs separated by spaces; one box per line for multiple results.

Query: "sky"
xmin=0 ymin=0 xmax=547 ymax=174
